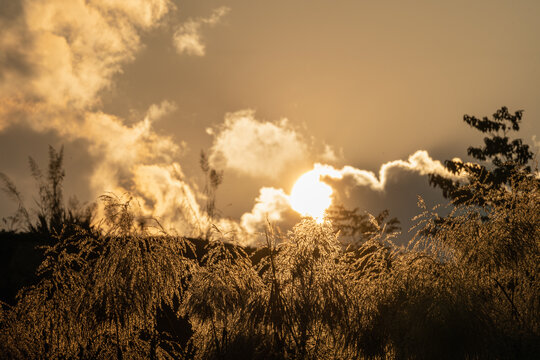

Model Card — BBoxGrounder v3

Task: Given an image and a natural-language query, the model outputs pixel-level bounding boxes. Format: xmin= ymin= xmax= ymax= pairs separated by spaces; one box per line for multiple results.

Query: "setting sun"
xmin=289 ymin=169 xmax=333 ymax=222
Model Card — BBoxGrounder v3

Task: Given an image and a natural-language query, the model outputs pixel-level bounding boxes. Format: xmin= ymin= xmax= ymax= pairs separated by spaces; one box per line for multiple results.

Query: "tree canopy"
xmin=429 ymin=106 xmax=536 ymax=206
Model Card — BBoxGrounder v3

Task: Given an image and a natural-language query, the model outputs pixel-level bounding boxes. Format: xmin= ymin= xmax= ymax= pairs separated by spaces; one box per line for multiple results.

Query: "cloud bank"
xmin=317 ymin=150 xmax=466 ymax=191
xmin=238 ymin=150 xmax=467 ymax=239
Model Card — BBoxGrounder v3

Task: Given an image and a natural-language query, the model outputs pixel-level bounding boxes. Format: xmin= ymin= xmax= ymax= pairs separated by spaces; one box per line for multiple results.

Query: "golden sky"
xmin=1 ymin=0 xmax=539 ymax=243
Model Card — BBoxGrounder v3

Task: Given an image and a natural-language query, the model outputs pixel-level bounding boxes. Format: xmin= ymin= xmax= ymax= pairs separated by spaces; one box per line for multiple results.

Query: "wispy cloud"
xmin=207 ymin=110 xmax=308 ymax=178
xmin=131 ymin=163 xmax=207 ymax=235
xmin=173 ymin=6 xmax=230 ymax=56
xmin=320 ymin=143 xmax=342 ymax=163
xmin=69 ymin=103 xmax=209 ymax=236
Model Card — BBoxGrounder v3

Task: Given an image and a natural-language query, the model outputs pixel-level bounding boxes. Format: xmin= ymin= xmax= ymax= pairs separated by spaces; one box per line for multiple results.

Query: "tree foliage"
xmin=429 ymin=106 xmax=535 ymax=205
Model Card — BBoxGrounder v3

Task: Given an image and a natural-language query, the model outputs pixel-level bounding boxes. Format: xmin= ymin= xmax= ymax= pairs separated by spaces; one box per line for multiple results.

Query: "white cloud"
xmin=207 ymin=110 xmax=308 ymax=178
xmin=132 ymin=163 xmax=207 ymax=236
xmin=0 ymin=0 xmax=173 ymax=110
xmin=317 ymin=150 xmax=467 ymax=191
xmin=533 ymin=135 xmax=540 ymax=153
xmin=240 ymin=187 xmax=291 ymax=235
xmin=173 ymin=6 xmax=230 ymax=56
xmin=532 ymin=135 xmax=540 ymax=179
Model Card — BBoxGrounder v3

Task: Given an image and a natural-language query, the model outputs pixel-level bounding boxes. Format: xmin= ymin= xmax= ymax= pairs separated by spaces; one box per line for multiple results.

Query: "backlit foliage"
xmin=326 ymin=205 xmax=400 ymax=247
xmin=0 ymin=195 xmax=195 ymax=359
xmin=429 ymin=106 xmax=535 ymax=205
xmin=0 ymin=145 xmax=94 ymax=236
xmin=0 ymin=167 xmax=538 ymax=358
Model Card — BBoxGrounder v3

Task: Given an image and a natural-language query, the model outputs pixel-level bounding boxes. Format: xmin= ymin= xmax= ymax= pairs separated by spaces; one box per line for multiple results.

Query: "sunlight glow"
xmin=289 ymin=169 xmax=333 ymax=223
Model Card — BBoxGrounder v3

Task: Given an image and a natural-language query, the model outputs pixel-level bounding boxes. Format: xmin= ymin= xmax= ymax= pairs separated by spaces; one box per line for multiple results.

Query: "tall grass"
xmin=0 ymin=195 xmax=195 ymax=359
xmin=0 ymin=145 xmax=94 ymax=236
xmin=0 ymin=170 xmax=538 ymax=359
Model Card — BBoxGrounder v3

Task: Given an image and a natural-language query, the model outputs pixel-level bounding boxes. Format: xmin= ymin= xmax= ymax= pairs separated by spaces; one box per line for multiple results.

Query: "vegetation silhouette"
xmin=0 ymin=108 xmax=539 ymax=358
xmin=429 ymin=106 xmax=535 ymax=206
xmin=200 ymin=150 xmax=223 ymax=221
xmin=0 ymin=145 xmax=94 ymax=237
xmin=326 ymin=205 xmax=400 ymax=247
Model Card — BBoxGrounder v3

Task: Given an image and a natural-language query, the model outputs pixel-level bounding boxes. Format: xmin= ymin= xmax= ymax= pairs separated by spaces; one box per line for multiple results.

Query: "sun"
xmin=289 ymin=169 xmax=333 ymax=223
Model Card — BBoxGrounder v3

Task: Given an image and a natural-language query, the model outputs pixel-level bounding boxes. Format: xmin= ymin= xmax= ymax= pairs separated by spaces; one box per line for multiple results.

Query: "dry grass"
xmin=0 ymin=171 xmax=538 ymax=359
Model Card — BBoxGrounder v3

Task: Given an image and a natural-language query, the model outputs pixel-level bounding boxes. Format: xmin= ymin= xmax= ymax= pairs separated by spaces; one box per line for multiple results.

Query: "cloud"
xmin=240 ymin=187 xmax=292 ymax=240
xmin=131 ymin=163 xmax=207 ymax=235
xmin=47 ymin=102 xmax=207 ymax=236
xmin=532 ymin=135 xmax=540 ymax=179
xmin=207 ymin=110 xmax=308 ymax=178
xmin=0 ymin=1 xmax=208 ymax=236
xmin=0 ymin=98 xmax=207 ymax=236
xmin=319 ymin=143 xmax=342 ymax=163
xmin=315 ymin=150 xmax=467 ymax=191
xmin=0 ymin=1 xmax=215 ymax=236
xmin=236 ymin=150 xmax=467 ymax=242
xmin=173 ymin=6 xmax=230 ymax=56
xmin=533 ymin=135 xmax=540 ymax=153
xmin=0 ymin=0 xmax=173 ymax=110
xmin=76 ymin=102 xmax=180 ymax=184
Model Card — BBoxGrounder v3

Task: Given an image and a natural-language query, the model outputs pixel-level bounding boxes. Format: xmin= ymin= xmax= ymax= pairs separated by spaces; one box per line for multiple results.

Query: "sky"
xmin=1 ymin=0 xmax=539 ymax=245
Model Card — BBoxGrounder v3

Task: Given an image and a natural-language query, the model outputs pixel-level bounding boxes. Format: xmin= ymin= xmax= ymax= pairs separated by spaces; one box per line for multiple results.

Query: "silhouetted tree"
xmin=429 ymin=106 xmax=535 ymax=206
